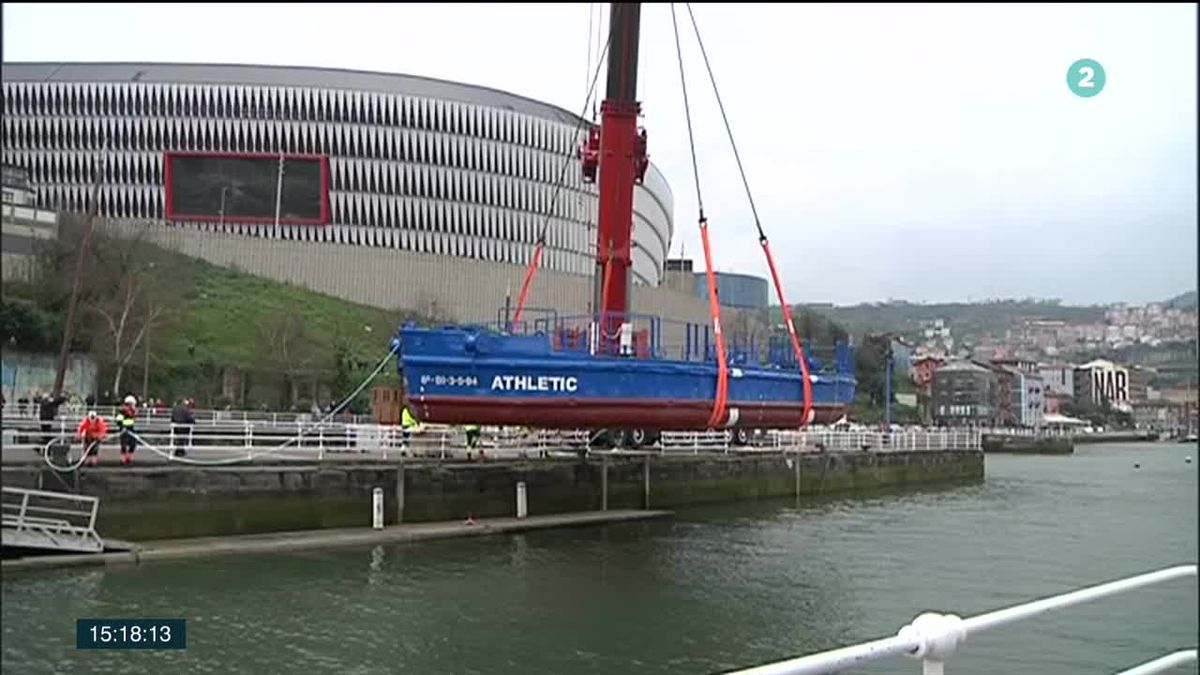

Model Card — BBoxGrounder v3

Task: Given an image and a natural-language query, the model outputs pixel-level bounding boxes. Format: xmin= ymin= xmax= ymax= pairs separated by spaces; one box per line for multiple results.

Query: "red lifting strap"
xmin=511 ymin=243 xmax=544 ymax=327
xmin=760 ymin=238 xmax=814 ymax=428
xmin=699 ymin=220 xmax=729 ymax=429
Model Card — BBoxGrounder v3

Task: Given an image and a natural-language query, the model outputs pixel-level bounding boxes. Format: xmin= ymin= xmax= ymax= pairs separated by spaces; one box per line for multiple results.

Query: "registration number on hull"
xmin=420 ymin=375 xmax=480 ymax=387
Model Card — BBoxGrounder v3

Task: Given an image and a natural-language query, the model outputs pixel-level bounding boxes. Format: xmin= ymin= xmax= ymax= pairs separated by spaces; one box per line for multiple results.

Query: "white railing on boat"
xmin=721 ymin=564 xmax=1197 ymax=675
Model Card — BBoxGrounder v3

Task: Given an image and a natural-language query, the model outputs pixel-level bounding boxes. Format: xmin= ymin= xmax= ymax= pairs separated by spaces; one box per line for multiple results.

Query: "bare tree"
xmin=410 ymin=291 xmax=454 ymax=325
xmin=256 ymin=308 xmax=320 ymax=408
xmin=90 ymin=275 xmax=166 ymax=398
xmin=23 ymin=213 xmax=103 ymax=309
xmin=83 ymin=223 xmax=177 ymax=399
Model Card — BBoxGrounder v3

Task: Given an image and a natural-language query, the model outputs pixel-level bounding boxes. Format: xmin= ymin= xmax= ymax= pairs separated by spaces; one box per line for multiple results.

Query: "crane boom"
xmin=580 ymin=2 xmax=648 ymax=349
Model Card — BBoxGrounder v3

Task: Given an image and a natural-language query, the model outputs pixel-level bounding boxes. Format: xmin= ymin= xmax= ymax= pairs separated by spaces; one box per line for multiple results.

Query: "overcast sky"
xmin=3 ymin=3 xmax=1196 ymax=306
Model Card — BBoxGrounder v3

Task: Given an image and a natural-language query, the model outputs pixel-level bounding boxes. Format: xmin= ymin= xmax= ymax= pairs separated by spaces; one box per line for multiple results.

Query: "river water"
xmin=3 ymin=443 xmax=1196 ymax=674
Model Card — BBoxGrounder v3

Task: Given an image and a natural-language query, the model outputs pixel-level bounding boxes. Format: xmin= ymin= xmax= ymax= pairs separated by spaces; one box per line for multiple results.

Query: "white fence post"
xmin=372 ymin=487 xmax=383 ymax=529
xmin=516 ymin=481 xmax=528 ymax=519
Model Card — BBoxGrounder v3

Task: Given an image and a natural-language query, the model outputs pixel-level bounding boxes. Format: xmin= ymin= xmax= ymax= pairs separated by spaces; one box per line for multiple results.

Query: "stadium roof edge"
xmin=0 ymin=61 xmax=589 ymax=126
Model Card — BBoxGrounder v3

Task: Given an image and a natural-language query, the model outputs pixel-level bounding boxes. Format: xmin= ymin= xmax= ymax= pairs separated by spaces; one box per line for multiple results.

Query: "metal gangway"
xmin=722 ymin=564 xmax=1197 ymax=675
xmin=1 ymin=486 xmax=105 ymax=554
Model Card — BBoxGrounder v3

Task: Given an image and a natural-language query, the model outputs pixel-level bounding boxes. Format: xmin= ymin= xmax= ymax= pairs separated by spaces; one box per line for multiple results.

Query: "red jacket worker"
xmin=76 ymin=411 xmax=109 ymax=467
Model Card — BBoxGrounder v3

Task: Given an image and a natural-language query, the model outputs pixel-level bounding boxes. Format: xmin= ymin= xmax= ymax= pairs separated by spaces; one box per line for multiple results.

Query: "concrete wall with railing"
xmin=0 ymin=445 xmax=984 ymax=540
xmin=1 ymin=409 xmax=982 ymax=463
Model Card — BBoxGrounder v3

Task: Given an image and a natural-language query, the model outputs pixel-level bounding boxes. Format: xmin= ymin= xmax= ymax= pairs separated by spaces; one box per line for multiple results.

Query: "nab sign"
xmin=1083 ymin=360 xmax=1130 ymax=407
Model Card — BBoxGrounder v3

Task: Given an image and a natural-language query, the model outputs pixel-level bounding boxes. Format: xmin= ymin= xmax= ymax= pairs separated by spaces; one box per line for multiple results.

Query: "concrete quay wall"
xmin=2 ymin=450 xmax=984 ymax=541
xmin=981 ymin=435 xmax=1075 ymax=455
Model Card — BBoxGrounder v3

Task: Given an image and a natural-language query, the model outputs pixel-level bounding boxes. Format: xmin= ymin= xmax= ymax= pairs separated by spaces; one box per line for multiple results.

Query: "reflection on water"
xmin=2 ymin=443 xmax=1196 ymax=674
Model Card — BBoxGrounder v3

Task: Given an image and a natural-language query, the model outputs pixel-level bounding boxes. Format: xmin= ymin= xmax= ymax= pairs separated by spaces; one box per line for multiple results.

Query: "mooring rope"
xmin=37 ymin=342 xmax=401 ymax=470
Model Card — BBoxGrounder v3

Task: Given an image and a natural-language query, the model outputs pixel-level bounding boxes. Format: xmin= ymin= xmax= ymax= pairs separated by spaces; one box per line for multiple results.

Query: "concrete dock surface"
xmin=2 ymin=509 xmax=673 ymax=573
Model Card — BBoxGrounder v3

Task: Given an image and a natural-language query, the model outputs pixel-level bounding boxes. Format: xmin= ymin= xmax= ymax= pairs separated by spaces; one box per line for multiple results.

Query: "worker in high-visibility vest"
xmin=115 ymin=395 xmax=138 ymax=465
xmin=400 ymin=405 xmax=418 ymax=452
xmin=464 ymin=423 xmax=481 ymax=450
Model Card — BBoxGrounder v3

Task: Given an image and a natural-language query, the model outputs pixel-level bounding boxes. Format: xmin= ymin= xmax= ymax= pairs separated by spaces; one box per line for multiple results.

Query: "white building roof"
xmin=1042 ymin=412 xmax=1088 ymax=426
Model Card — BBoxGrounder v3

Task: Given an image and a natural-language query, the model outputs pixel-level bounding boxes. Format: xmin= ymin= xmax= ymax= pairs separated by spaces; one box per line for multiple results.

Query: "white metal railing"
xmin=661 ymin=430 xmax=733 ymax=453
xmin=766 ymin=429 xmax=982 ymax=453
xmin=1 ymin=422 xmax=984 ymax=465
xmin=1 ymin=486 xmax=104 ymax=553
xmin=1116 ymin=650 xmax=1199 ymax=675
xmin=722 ymin=564 xmax=1197 ymax=675
xmin=976 ymin=426 xmax=1158 ymax=440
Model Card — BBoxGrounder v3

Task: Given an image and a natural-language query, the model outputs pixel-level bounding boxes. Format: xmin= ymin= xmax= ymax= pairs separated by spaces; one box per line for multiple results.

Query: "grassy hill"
xmin=772 ymin=299 xmax=1108 ymax=343
xmin=160 ymin=261 xmax=401 ymax=374
xmin=155 ymin=259 xmax=406 ymax=408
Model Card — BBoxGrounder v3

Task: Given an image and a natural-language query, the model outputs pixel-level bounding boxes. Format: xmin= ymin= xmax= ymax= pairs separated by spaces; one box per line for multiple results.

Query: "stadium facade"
xmin=0 ymin=62 xmax=737 ymax=326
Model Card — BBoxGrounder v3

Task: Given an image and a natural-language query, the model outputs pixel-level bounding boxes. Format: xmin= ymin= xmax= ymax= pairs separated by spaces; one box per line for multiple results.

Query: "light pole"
xmin=141 ymin=261 xmax=156 ymax=401
xmin=885 ymin=343 xmax=894 ymax=428
xmin=273 ymin=152 xmax=285 ymax=232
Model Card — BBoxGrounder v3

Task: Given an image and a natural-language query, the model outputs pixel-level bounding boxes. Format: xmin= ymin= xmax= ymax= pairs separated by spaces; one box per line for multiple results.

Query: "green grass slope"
xmin=159 ymin=262 xmax=401 ymax=373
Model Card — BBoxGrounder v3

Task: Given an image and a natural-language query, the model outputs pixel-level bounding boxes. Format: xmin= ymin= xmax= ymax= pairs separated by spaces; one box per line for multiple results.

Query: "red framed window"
xmin=164 ymin=151 xmax=330 ymax=225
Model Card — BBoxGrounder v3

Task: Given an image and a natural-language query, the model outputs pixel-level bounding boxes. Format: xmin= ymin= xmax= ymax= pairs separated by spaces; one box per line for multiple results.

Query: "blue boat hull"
xmin=395 ymin=326 xmax=856 ymax=430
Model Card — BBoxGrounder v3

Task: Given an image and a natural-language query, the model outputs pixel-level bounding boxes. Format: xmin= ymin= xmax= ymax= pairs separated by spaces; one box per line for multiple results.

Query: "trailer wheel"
xmin=629 ymin=428 xmax=648 ymax=449
xmin=733 ymin=427 xmax=751 ymax=446
xmin=611 ymin=429 xmax=631 ymax=449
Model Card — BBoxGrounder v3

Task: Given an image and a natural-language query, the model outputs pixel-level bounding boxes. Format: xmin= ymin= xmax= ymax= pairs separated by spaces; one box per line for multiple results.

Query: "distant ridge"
xmin=1166 ymin=290 xmax=1198 ymax=310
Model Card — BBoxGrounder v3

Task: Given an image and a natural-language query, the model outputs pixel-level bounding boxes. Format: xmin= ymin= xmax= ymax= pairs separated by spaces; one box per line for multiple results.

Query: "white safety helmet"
xmin=124 ymin=395 xmax=137 ymax=406
xmin=87 ymin=411 xmax=97 ymax=420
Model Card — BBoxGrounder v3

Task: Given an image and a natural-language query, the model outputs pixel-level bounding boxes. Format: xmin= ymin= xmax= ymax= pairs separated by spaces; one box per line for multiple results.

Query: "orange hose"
xmin=760 ymin=239 xmax=814 ymax=428
xmin=511 ymin=243 xmax=544 ymax=327
xmin=699 ymin=221 xmax=729 ymax=429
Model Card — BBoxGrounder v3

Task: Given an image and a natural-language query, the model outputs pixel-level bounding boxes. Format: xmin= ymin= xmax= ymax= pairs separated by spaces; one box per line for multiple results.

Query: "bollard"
xmin=601 ymin=456 xmax=609 ymax=511
xmin=372 ymin=487 xmax=384 ymax=529
xmin=516 ymin=481 xmax=528 ymax=519
xmin=643 ymin=456 xmax=651 ymax=509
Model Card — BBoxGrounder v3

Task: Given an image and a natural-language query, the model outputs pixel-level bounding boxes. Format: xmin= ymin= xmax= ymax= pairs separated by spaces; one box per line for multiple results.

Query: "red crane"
xmin=578 ymin=3 xmax=649 ymax=350
xmin=392 ymin=1 xmax=842 ymax=441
